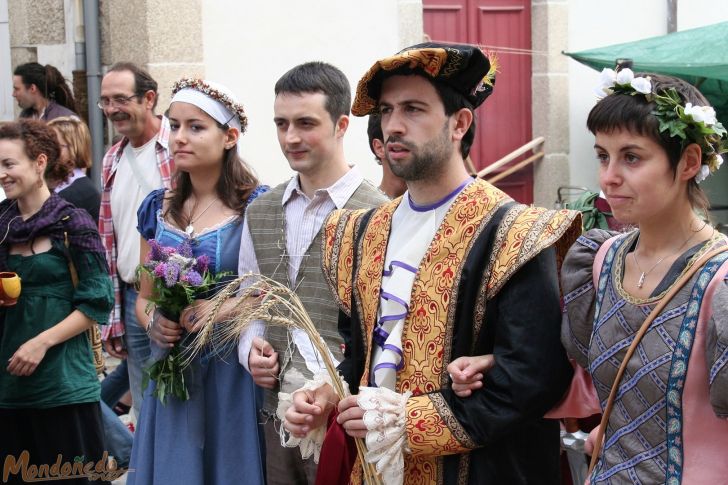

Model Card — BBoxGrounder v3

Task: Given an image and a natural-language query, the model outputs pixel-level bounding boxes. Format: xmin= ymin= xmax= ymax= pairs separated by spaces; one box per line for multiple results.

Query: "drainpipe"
xmin=83 ymin=0 xmax=103 ymax=190
xmin=73 ymin=0 xmax=85 ymax=70
xmin=667 ymin=0 xmax=677 ymax=33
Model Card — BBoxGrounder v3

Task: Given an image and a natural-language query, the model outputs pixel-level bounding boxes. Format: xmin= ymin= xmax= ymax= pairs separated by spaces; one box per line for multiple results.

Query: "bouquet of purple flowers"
xmin=138 ymin=239 xmax=226 ymax=404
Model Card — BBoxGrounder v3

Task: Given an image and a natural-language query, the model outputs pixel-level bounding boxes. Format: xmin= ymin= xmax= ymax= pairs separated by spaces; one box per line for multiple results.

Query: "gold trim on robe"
xmin=321 ymin=179 xmax=581 ymax=485
xmin=353 ymin=197 xmax=396 ymax=386
xmin=354 ymin=181 xmax=510 ymax=483
xmin=403 ymin=394 xmax=473 ymax=485
xmin=396 ymin=181 xmax=507 ymax=395
xmin=485 ymin=204 xmax=581 ymax=298
xmin=322 ymin=208 xmax=371 ymax=317
xmin=472 ymin=204 xmax=581 ymax=348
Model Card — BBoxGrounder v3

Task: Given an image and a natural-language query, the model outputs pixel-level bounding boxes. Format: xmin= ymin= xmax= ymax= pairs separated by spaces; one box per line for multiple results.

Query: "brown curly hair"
xmin=0 ymin=119 xmax=73 ymax=185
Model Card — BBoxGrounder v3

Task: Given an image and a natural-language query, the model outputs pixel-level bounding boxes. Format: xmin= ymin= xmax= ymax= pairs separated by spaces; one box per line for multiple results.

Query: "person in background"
xmin=12 ymin=62 xmax=78 ymax=121
xmin=0 ymin=119 xmax=113 ymax=483
xmin=47 ymin=117 xmax=101 ymax=222
xmin=45 ymin=117 xmax=133 ymax=469
xmin=367 ymin=114 xmax=406 ymax=199
xmin=98 ymin=62 xmax=174 ymax=419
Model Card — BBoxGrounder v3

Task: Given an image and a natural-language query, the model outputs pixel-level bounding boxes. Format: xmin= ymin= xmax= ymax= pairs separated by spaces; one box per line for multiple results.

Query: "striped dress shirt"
xmin=237 ymin=166 xmax=366 ymax=372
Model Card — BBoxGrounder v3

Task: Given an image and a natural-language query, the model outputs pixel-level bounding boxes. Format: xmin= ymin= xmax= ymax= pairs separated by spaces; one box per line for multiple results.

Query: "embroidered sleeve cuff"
xmin=405 ymin=393 xmax=476 ymax=457
xmin=276 ymin=371 xmax=343 ymax=463
xmin=358 ymin=386 xmax=412 ymax=485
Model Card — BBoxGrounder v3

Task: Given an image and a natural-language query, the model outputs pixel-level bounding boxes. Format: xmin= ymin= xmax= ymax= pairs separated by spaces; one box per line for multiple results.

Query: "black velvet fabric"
xmin=58 ymin=176 xmax=101 ymax=224
xmin=336 ymin=202 xmax=573 ymax=485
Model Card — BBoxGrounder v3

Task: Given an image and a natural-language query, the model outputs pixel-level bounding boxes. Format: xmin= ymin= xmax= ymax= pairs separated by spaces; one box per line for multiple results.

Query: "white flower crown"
xmin=595 ymin=68 xmax=726 ymax=183
xmin=172 ymin=78 xmax=248 ymax=133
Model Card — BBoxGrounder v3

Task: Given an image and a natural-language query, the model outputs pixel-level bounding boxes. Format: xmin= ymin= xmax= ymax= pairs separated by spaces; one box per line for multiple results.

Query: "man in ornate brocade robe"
xmin=282 ymin=42 xmax=582 ymax=485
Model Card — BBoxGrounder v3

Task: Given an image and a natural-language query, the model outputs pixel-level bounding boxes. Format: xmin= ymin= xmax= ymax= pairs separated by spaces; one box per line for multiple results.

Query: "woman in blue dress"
xmin=127 ymin=79 xmax=266 ymax=484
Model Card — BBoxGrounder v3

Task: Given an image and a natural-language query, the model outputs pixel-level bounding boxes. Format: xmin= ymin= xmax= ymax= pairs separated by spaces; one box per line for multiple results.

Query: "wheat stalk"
xmin=183 ymin=273 xmax=383 ymax=485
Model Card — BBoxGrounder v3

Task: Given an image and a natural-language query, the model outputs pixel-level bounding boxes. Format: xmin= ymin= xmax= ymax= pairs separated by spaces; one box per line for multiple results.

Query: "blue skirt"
xmin=127 ymin=349 xmax=264 ymax=485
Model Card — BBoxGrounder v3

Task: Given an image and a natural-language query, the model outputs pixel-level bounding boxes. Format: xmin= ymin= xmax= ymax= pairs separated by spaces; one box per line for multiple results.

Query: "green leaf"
xmin=144 ymin=343 xmax=190 ymax=405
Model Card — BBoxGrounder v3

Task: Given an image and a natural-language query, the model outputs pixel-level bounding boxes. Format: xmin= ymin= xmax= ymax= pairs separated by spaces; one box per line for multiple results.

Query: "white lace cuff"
xmin=277 ymin=371 xmax=345 ymax=463
xmin=358 ymin=386 xmax=412 ymax=485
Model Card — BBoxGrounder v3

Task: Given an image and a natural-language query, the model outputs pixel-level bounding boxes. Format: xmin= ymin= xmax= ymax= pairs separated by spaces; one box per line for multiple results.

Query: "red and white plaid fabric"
xmin=99 ymin=117 xmax=174 ymax=339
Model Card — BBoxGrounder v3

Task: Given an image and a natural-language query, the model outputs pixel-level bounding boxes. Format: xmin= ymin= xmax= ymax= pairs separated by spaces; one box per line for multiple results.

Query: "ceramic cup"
xmin=0 ymin=272 xmax=21 ymax=306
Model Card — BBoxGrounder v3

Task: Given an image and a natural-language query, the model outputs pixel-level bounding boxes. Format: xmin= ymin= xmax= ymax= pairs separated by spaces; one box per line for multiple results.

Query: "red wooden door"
xmin=423 ymin=0 xmax=533 ymax=203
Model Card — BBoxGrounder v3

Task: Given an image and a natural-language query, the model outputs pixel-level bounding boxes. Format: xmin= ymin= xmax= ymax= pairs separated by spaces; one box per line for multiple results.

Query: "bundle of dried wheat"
xmin=182 ymin=272 xmax=382 ymax=485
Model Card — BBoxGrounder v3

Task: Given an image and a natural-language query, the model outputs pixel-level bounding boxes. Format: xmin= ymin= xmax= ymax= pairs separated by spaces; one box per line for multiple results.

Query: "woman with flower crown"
xmin=449 ymin=70 xmax=728 ymax=484
xmin=127 ymin=79 xmax=266 ymax=484
xmin=560 ymin=71 xmax=728 ymax=484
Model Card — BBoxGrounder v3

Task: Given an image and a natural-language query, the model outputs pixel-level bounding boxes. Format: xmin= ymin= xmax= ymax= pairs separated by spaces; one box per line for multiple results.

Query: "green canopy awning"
xmin=564 ymin=21 xmax=728 ymax=124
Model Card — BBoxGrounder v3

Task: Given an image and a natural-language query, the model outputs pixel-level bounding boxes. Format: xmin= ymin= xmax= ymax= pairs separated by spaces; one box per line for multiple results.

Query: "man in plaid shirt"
xmin=98 ymin=62 xmax=174 ymax=417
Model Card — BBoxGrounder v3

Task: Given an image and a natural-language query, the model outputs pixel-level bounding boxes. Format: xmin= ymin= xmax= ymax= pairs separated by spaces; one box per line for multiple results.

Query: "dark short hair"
xmin=367 ymin=114 xmax=383 ymax=156
xmin=107 ymin=62 xmax=159 ymax=110
xmin=14 ymin=62 xmax=77 ymax=112
xmin=419 ymin=74 xmax=476 ymax=159
xmin=274 ymin=62 xmax=351 ymax=122
xmin=0 ymin=119 xmax=72 ymax=183
xmin=374 ymin=72 xmax=477 ymax=158
xmin=587 ymin=73 xmax=713 ymax=214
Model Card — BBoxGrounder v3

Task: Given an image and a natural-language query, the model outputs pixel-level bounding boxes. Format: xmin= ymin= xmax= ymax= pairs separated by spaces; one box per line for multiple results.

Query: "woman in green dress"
xmin=0 ymin=119 xmax=114 ymax=484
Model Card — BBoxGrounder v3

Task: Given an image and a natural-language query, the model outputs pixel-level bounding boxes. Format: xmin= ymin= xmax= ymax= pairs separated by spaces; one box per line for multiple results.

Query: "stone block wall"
xmin=531 ymin=0 xmax=570 ymax=208
xmin=9 ymin=0 xmax=205 ymax=119
xmin=101 ymin=0 xmax=204 ymax=111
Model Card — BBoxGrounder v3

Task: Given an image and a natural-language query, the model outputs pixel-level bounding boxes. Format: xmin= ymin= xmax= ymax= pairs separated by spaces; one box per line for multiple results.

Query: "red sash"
xmin=314 ymin=409 xmax=357 ymax=485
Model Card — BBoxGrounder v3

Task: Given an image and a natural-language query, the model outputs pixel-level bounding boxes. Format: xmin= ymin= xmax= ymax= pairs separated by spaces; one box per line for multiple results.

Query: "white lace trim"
xmin=277 ymin=371 xmax=347 ymax=463
xmin=358 ymin=386 xmax=412 ymax=485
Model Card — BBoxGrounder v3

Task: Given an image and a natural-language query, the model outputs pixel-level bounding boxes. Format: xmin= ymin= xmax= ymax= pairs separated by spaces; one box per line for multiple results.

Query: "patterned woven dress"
xmin=561 ymin=229 xmax=728 ymax=484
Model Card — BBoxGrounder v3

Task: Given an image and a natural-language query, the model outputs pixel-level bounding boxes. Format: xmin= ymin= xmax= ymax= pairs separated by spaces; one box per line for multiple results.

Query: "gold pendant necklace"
xmin=632 ymin=221 xmax=706 ymax=289
xmin=185 ymin=198 xmax=218 ymax=237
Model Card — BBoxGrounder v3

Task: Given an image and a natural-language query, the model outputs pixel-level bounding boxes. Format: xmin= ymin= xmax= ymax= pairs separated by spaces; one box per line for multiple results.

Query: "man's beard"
xmin=386 ymin=122 xmax=452 ymax=182
xmin=16 ymin=98 xmax=32 ymax=110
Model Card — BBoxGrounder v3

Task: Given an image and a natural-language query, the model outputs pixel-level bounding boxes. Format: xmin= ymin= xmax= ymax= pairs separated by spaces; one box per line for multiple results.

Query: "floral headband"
xmin=595 ymin=68 xmax=727 ymax=183
xmin=171 ymin=78 xmax=248 ymax=133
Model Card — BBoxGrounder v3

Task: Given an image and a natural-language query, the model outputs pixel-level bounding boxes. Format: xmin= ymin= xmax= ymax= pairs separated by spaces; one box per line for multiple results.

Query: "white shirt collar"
xmin=281 ymin=165 xmax=364 ymax=209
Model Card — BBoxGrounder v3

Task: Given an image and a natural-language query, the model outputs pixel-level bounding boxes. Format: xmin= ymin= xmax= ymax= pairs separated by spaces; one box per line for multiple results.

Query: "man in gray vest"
xmin=237 ymin=62 xmax=387 ymax=485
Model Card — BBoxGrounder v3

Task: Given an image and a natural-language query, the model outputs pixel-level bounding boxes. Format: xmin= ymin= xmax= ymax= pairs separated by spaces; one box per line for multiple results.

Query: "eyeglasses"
xmin=97 ymin=94 xmax=140 ymax=109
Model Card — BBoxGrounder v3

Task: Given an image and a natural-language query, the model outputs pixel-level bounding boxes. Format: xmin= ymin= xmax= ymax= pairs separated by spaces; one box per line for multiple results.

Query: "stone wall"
xmin=100 ymin=0 xmax=204 ymax=112
xmin=8 ymin=0 xmax=66 ymax=66
xmin=7 ymin=0 xmax=75 ymax=118
xmin=8 ymin=0 xmax=205 ymax=119
xmin=531 ymin=0 xmax=570 ymax=208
